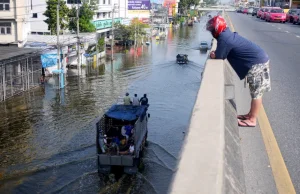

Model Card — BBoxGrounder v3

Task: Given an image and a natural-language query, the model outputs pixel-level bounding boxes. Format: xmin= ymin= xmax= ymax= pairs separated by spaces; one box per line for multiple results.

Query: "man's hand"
xmin=210 ymin=51 xmax=216 ymax=59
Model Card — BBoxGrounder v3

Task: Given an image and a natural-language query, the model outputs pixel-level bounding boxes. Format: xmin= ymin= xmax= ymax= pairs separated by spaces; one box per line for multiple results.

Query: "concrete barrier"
xmin=169 ymin=40 xmax=246 ymax=194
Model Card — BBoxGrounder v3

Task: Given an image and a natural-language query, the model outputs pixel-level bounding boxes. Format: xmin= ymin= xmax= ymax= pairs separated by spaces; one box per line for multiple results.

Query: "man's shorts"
xmin=246 ymin=61 xmax=271 ymax=99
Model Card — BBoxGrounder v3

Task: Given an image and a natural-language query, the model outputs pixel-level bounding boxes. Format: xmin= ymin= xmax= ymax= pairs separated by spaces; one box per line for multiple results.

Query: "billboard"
xmin=128 ymin=0 xmax=151 ymax=10
xmin=162 ymin=0 xmax=176 ymax=17
xmin=128 ymin=0 xmax=151 ymax=15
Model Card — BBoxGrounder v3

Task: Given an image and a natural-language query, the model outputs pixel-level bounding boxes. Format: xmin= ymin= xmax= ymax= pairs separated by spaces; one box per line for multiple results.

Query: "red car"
xmin=262 ymin=7 xmax=281 ymax=20
xmin=265 ymin=8 xmax=286 ymax=23
xmin=260 ymin=8 xmax=270 ymax=20
xmin=243 ymin=8 xmax=248 ymax=14
xmin=257 ymin=7 xmax=267 ymax=18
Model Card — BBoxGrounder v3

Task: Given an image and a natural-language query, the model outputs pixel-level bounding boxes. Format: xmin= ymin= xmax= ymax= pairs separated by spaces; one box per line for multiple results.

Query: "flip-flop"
xmin=238 ymin=120 xmax=256 ymax=128
xmin=237 ymin=115 xmax=250 ymax=120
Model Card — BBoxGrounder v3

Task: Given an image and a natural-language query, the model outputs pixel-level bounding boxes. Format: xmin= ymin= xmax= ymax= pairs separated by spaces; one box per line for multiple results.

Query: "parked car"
xmin=252 ymin=7 xmax=259 ymax=16
xmin=292 ymin=9 xmax=300 ymax=24
xmin=261 ymin=8 xmax=270 ymax=20
xmin=236 ymin=7 xmax=243 ymax=13
xmin=265 ymin=8 xmax=286 ymax=23
xmin=286 ymin=9 xmax=297 ymax=22
xmin=265 ymin=7 xmax=282 ymax=21
xmin=247 ymin=8 xmax=254 ymax=15
xmin=257 ymin=7 xmax=267 ymax=18
xmin=243 ymin=8 xmax=248 ymax=14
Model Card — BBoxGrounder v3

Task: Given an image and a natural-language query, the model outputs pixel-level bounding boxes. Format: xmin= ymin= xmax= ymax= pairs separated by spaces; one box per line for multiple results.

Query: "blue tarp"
xmin=105 ymin=105 xmax=148 ymax=121
xmin=41 ymin=54 xmax=57 ymax=68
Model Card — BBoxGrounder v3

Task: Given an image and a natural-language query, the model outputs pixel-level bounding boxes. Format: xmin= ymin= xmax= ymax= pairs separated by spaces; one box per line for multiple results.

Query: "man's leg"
xmin=239 ymin=97 xmax=262 ymax=126
xmin=238 ymin=61 xmax=271 ymax=127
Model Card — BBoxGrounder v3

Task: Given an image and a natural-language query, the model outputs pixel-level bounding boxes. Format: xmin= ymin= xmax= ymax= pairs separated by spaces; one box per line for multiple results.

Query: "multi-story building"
xmin=0 ymin=0 xmax=128 ymax=47
xmin=92 ymin=0 xmax=128 ymax=39
xmin=0 ymin=0 xmax=31 ymax=47
xmin=30 ymin=0 xmax=127 ymax=40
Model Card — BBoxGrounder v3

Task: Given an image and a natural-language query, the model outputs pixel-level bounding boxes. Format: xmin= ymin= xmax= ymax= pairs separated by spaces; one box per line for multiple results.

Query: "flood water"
xmin=0 ymin=15 xmax=213 ymax=194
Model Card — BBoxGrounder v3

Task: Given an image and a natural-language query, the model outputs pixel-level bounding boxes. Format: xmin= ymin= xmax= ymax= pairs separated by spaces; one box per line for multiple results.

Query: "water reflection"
xmin=0 ymin=15 xmax=213 ymax=194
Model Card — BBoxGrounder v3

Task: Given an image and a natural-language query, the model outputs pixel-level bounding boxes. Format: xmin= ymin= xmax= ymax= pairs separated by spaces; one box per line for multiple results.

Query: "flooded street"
xmin=0 ymin=16 xmax=212 ymax=194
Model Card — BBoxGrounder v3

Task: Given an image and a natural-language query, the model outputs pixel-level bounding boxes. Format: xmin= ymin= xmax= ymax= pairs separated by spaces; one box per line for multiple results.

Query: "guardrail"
xmin=169 ymin=40 xmax=246 ymax=194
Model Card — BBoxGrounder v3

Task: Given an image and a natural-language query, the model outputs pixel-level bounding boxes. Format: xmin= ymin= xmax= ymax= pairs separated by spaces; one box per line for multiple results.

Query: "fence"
xmin=0 ymin=56 xmax=42 ymax=101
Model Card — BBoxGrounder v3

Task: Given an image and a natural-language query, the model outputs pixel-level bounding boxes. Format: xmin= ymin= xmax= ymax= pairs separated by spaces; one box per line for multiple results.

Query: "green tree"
xmin=114 ymin=19 xmax=149 ymax=45
xmin=44 ymin=0 xmax=70 ymax=35
xmin=114 ymin=23 xmax=133 ymax=42
xmin=69 ymin=1 xmax=96 ymax=33
xmin=97 ymin=37 xmax=105 ymax=52
xmin=178 ymin=0 xmax=200 ymax=15
xmin=128 ymin=18 xmax=149 ymax=39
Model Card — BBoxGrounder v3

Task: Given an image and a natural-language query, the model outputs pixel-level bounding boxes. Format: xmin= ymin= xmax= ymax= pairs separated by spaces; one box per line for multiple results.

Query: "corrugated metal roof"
xmin=0 ymin=46 xmax=38 ymax=62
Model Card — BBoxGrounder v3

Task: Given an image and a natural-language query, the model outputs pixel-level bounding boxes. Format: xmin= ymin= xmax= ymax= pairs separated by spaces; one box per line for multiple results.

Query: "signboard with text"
xmin=93 ymin=18 xmax=122 ymax=30
xmin=128 ymin=0 xmax=151 ymax=10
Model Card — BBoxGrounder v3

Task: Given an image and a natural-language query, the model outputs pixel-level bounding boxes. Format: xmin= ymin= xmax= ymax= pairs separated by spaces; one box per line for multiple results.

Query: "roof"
xmin=0 ymin=46 xmax=38 ymax=62
xmin=105 ymin=105 xmax=148 ymax=121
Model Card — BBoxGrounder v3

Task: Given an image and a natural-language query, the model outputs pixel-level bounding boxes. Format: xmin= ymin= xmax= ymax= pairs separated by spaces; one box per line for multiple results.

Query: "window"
xmin=103 ymin=0 xmax=105 ymax=4
xmin=67 ymin=0 xmax=81 ymax=4
xmin=0 ymin=22 xmax=11 ymax=34
xmin=108 ymin=0 xmax=110 ymax=4
xmin=270 ymin=9 xmax=283 ymax=13
xmin=108 ymin=12 xmax=111 ymax=18
xmin=103 ymin=12 xmax=106 ymax=18
xmin=0 ymin=0 xmax=10 ymax=11
xmin=97 ymin=12 xmax=101 ymax=18
xmin=32 ymin=13 xmax=38 ymax=18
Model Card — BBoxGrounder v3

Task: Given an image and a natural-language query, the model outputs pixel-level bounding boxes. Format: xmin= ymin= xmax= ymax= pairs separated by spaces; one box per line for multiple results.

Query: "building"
xmin=0 ymin=0 xmax=129 ymax=47
xmin=0 ymin=0 xmax=31 ymax=47
xmin=92 ymin=0 xmax=123 ymax=39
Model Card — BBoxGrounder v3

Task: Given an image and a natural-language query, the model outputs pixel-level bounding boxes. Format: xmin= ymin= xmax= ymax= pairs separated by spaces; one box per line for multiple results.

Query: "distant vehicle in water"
xmin=96 ymin=104 xmax=150 ymax=175
xmin=176 ymin=54 xmax=189 ymax=64
xmin=199 ymin=41 xmax=209 ymax=51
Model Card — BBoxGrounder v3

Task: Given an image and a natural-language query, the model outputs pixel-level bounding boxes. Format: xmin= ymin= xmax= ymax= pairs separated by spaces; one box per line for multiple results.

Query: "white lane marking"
xmin=296 ymin=35 xmax=300 ymax=38
xmin=278 ymin=27 xmax=281 ymax=30
xmin=285 ymin=31 xmax=290 ymax=33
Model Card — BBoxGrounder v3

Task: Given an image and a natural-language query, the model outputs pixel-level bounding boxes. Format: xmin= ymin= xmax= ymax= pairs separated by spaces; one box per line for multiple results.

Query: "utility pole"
xmin=125 ymin=0 xmax=127 ymax=18
xmin=118 ymin=0 xmax=120 ymax=18
xmin=111 ymin=3 xmax=117 ymax=61
xmin=151 ymin=3 xmax=154 ymax=33
xmin=134 ymin=20 xmax=137 ymax=47
xmin=77 ymin=1 xmax=80 ymax=71
xmin=96 ymin=34 xmax=99 ymax=67
xmin=57 ymin=3 xmax=60 ymax=71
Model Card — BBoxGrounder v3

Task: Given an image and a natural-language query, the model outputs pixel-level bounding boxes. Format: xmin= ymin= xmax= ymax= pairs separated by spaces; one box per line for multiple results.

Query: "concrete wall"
xmin=169 ymin=40 xmax=246 ymax=194
xmin=30 ymin=0 xmax=49 ymax=34
xmin=0 ymin=0 xmax=30 ymax=46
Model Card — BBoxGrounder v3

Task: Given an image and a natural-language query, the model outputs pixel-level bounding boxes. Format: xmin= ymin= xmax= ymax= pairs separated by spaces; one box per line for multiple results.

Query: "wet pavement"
xmin=0 ymin=15 xmax=213 ymax=194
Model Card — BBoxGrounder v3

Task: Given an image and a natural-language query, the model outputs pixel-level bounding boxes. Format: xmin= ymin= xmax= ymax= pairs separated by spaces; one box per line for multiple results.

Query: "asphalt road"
xmin=227 ymin=12 xmax=300 ymax=193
